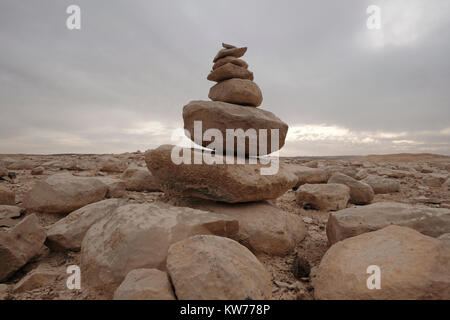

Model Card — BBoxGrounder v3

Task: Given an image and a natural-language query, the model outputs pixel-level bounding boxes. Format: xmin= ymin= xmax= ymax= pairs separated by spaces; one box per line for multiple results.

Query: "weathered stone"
xmin=315 ymin=226 xmax=450 ymax=299
xmin=183 ymin=100 xmax=288 ymax=156
xmin=207 ymin=63 xmax=253 ymax=82
xmin=113 ymin=269 xmax=175 ymax=300
xmin=213 ymin=47 xmax=247 ymax=62
xmin=213 ymin=56 xmax=248 ymax=70
xmin=7 ymin=159 xmax=38 ymax=170
xmin=81 ymin=203 xmax=238 ymax=297
xmin=328 ymin=173 xmax=374 ymax=205
xmin=176 ymin=198 xmax=306 ymax=255
xmin=362 ymin=175 xmax=400 ymax=194
xmin=438 ymin=233 xmax=450 ymax=247
xmin=100 ymin=156 xmax=127 ymax=173
xmin=209 ymin=79 xmax=263 ymax=107
xmin=287 ymin=165 xmax=329 ymax=189
xmin=121 ymin=165 xmax=161 ymax=192
xmin=0 ymin=185 xmax=15 ymax=205
xmin=327 ymin=202 xmax=450 ymax=244
xmin=46 ymin=199 xmax=125 ymax=251
xmin=23 ymin=173 xmax=108 ymax=214
xmin=167 ymin=235 xmax=272 ymax=300
xmin=296 ymin=183 xmax=350 ymax=211
xmin=0 ymin=214 xmax=46 ymax=281
xmin=424 ymin=173 xmax=448 ymax=187
xmin=145 ymin=145 xmax=297 ymax=203
xmin=0 ymin=205 xmax=23 ymax=219
xmin=13 ymin=265 xmax=59 ymax=293
xmin=95 ymin=177 xmax=126 ymax=198
xmin=31 ymin=167 xmax=44 ymax=175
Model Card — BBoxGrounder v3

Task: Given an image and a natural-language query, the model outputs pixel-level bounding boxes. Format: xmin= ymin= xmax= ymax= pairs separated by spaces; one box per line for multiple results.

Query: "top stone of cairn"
xmin=208 ymin=43 xmax=263 ymax=107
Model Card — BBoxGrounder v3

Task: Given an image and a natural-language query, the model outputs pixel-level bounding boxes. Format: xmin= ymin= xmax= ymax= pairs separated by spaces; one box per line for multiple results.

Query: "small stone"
xmin=207 ymin=63 xmax=254 ymax=82
xmin=213 ymin=46 xmax=247 ymax=62
xmin=292 ymin=254 xmax=311 ymax=279
xmin=209 ymin=79 xmax=263 ymax=107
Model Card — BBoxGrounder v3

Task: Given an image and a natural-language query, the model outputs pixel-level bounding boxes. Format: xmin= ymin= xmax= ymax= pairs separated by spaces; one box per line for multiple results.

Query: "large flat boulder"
xmin=23 ymin=173 xmax=108 ymax=214
xmin=362 ymin=175 xmax=400 ymax=194
xmin=296 ymin=183 xmax=350 ymax=211
xmin=327 ymin=202 xmax=450 ymax=244
xmin=328 ymin=173 xmax=374 ymax=205
xmin=46 ymin=199 xmax=125 ymax=251
xmin=209 ymin=79 xmax=263 ymax=107
xmin=121 ymin=165 xmax=161 ymax=192
xmin=167 ymin=235 xmax=272 ymax=300
xmin=145 ymin=145 xmax=297 ymax=203
xmin=80 ymin=203 xmax=238 ymax=297
xmin=175 ymin=198 xmax=306 ymax=255
xmin=315 ymin=226 xmax=450 ymax=299
xmin=287 ymin=165 xmax=329 ymax=189
xmin=0 ymin=214 xmax=46 ymax=281
xmin=183 ymin=100 xmax=288 ymax=156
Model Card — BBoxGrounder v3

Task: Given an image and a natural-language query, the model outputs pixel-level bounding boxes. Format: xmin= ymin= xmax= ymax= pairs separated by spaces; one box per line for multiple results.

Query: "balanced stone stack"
xmin=183 ymin=43 xmax=288 ymax=157
xmin=146 ymin=43 xmax=297 ymax=204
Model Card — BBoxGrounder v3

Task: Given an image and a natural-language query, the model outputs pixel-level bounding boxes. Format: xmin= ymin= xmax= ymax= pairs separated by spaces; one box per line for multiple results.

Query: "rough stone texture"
xmin=207 ymin=63 xmax=254 ymax=82
xmin=325 ymin=166 xmax=358 ymax=179
xmin=23 ymin=173 xmax=108 ymax=214
xmin=438 ymin=233 xmax=450 ymax=246
xmin=31 ymin=167 xmax=44 ymax=175
xmin=183 ymin=100 xmax=288 ymax=156
xmin=145 ymin=145 xmax=297 ymax=203
xmin=213 ymin=56 xmax=248 ymax=70
xmin=121 ymin=165 xmax=161 ymax=192
xmin=0 ymin=166 xmax=8 ymax=177
xmin=213 ymin=47 xmax=247 ymax=62
xmin=287 ymin=165 xmax=329 ymax=189
xmin=7 ymin=159 xmax=37 ymax=170
xmin=80 ymin=203 xmax=238 ymax=297
xmin=362 ymin=175 xmax=400 ymax=194
xmin=100 ymin=156 xmax=127 ymax=173
xmin=328 ymin=173 xmax=374 ymax=205
xmin=46 ymin=199 xmax=125 ymax=251
xmin=327 ymin=201 xmax=450 ymax=244
xmin=0 ymin=205 xmax=22 ymax=219
xmin=0 ymin=185 xmax=15 ymax=205
xmin=176 ymin=198 xmax=306 ymax=256
xmin=209 ymin=79 xmax=263 ymax=107
xmin=167 ymin=235 xmax=272 ymax=300
xmin=0 ymin=214 xmax=46 ymax=281
xmin=95 ymin=177 xmax=126 ymax=198
xmin=296 ymin=183 xmax=350 ymax=211
xmin=13 ymin=265 xmax=59 ymax=293
xmin=315 ymin=226 xmax=450 ymax=300
xmin=423 ymin=173 xmax=448 ymax=187
xmin=113 ymin=269 xmax=176 ymax=300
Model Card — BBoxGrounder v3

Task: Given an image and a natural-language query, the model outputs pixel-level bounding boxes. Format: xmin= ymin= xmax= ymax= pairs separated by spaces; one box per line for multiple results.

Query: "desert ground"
xmin=0 ymin=152 xmax=449 ymax=300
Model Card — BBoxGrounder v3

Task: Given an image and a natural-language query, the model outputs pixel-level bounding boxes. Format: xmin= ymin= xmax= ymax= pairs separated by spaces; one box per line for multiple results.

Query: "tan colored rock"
xmin=31 ymin=166 xmax=44 ymax=175
xmin=207 ymin=63 xmax=253 ymax=82
xmin=167 ymin=235 xmax=272 ymax=300
xmin=355 ymin=169 xmax=369 ymax=180
xmin=222 ymin=43 xmax=236 ymax=49
xmin=177 ymin=199 xmax=306 ymax=255
xmin=183 ymin=100 xmax=288 ymax=156
xmin=100 ymin=156 xmax=127 ymax=173
xmin=296 ymin=183 xmax=350 ymax=211
xmin=213 ymin=46 xmax=247 ymax=62
xmin=325 ymin=166 xmax=358 ymax=179
xmin=0 ymin=214 xmax=46 ymax=281
xmin=121 ymin=165 xmax=161 ymax=192
xmin=315 ymin=226 xmax=450 ymax=299
xmin=327 ymin=202 xmax=450 ymax=244
xmin=287 ymin=165 xmax=329 ymax=189
xmin=213 ymin=56 xmax=248 ymax=70
xmin=0 ymin=185 xmax=15 ymax=205
xmin=80 ymin=203 xmax=238 ymax=297
xmin=46 ymin=199 xmax=125 ymax=251
xmin=0 ymin=205 xmax=23 ymax=219
xmin=0 ymin=284 xmax=8 ymax=299
xmin=328 ymin=173 xmax=374 ymax=205
xmin=23 ymin=173 xmax=108 ymax=214
xmin=145 ymin=145 xmax=297 ymax=203
xmin=362 ymin=175 xmax=400 ymax=194
xmin=424 ymin=173 xmax=448 ymax=187
xmin=7 ymin=159 xmax=37 ymax=170
xmin=13 ymin=265 xmax=59 ymax=293
xmin=438 ymin=233 xmax=450 ymax=247
xmin=0 ymin=166 xmax=8 ymax=177
xmin=209 ymin=79 xmax=263 ymax=107
xmin=113 ymin=269 xmax=175 ymax=300
xmin=96 ymin=177 xmax=126 ymax=198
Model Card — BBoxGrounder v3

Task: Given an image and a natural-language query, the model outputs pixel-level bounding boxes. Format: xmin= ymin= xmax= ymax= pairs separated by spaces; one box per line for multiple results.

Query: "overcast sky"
xmin=1 ymin=0 xmax=449 ymax=156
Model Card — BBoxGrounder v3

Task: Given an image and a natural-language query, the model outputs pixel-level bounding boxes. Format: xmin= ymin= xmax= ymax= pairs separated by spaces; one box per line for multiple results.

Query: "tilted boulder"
xmin=328 ymin=173 xmax=374 ymax=205
xmin=296 ymin=183 xmax=350 ymax=211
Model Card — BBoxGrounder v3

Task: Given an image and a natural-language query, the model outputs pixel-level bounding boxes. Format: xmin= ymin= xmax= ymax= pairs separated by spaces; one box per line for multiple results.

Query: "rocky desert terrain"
xmin=1 ymin=152 xmax=449 ymax=300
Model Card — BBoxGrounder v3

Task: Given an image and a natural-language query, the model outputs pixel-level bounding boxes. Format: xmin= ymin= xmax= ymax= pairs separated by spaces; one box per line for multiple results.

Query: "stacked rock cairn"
xmin=145 ymin=43 xmax=297 ymax=203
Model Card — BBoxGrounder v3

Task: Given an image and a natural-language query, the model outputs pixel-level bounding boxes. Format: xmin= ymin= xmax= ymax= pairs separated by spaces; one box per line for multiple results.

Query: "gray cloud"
xmin=1 ymin=0 xmax=449 ymax=155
